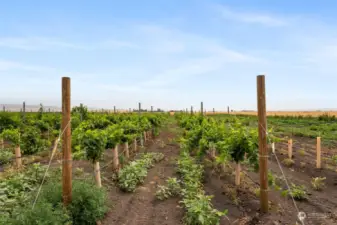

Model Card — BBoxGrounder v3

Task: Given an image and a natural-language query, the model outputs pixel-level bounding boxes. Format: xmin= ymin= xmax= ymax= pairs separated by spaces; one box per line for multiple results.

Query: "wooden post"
xmin=114 ymin=106 xmax=116 ymax=114
xmin=133 ymin=139 xmax=137 ymax=152
xmin=138 ymin=102 xmax=141 ymax=115
xmin=0 ymin=138 xmax=3 ymax=149
xmin=23 ymin=101 xmax=25 ymax=114
xmin=94 ymin=161 xmax=102 ymax=188
xmin=112 ymin=145 xmax=119 ymax=171
xmin=235 ymin=162 xmax=241 ymax=186
xmin=125 ymin=142 xmax=129 ymax=159
xmin=2 ymin=105 xmax=5 ymax=112
xmin=288 ymin=139 xmax=293 ymax=159
xmin=201 ymin=102 xmax=203 ymax=116
xmin=227 ymin=106 xmax=230 ymax=114
xmin=151 ymin=106 xmax=153 ymax=112
xmin=62 ymin=77 xmax=72 ymax=205
xmin=144 ymin=131 xmax=147 ymax=142
xmin=213 ymin=108 xmax=215 ymax=114
xmin=191 ymin=106 xmax=193 ymax=115
xmin=316 ymin=137 xmax=321 ymax=169
xmin=15 ymin=145 xmax=22 ymax=168
xmin=257 ymin=75 xmax=268 ymax=213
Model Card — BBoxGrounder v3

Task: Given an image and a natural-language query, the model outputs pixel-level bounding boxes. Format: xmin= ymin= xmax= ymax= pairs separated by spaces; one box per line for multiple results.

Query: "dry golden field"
xmin=204 ymin=111 xmax=337 ymax=117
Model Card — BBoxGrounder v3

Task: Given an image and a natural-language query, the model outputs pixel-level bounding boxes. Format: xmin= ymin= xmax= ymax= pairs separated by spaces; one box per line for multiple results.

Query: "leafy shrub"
xmin=10 ymin=202 xmax=70 ymax=225
xmin=1 ymin=129 xmax=20 ymax=146
xmin=105 ymin=124 xmax=123 ymax=149
xmin=81 ymin=129 xmax=107 ymax=163
xmin=39 ymin=180 xmax=108 ymax=225
xmin=20 ymin=126 xmax=47 ymax=155
xmin=118 ymin=153 xmax=164 ymax=192
xmin=69 ymin=181 xmax=108 ymax=225
xmin=177 ymin=151 xmax=227 ymax=225
xmin=0 ymin=163 xmax=53 ymax=218
xmin=182 ymin=194 xmax=227 ymax=225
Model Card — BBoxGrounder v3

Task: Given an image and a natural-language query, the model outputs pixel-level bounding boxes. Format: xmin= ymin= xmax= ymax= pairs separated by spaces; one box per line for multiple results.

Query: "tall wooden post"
xmin=138 ymin=102 xmax=141 ymax=115
xmin=62 ymin=77 xmax=72 ymax=205
xmin=213 ymin=108 xmax=215 ymax=114
xmin=3 ymin=105 xmax=5 ymax=112
xmin=151 ymin=106 xmax=153 ymax=112
xmin=288 ymin=139 xmax=293 ymax=159
xmin=316 ymin=137 xmax=321 ymax=169
xmin=191 ymin=106 xmax=193 ymax=115
xmin=201 ymin=102 xmax=203 ymax=116
xmin=257 ymin=75 xmax=268 ymax=213
xmin=114 ymin=106 xmax=116 ymax=114
xmin=227 ymin=106 xmax=230 ymax=114
xmin=22 ymin=101 xmax=26 ymax=121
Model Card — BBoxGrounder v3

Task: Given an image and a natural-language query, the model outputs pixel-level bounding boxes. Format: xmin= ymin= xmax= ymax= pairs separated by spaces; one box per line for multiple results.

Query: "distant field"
xmin=205 ymin=111 xmax=337 ymax=117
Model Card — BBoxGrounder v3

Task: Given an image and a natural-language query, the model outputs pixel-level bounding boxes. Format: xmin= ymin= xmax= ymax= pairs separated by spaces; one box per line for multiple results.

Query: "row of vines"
xmin=0 ymin=104 xmax=168 ymax=225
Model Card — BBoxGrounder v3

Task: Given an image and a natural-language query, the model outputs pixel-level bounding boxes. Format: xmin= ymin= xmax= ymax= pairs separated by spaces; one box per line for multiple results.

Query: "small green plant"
xmin=182 ymin=194 xmax=228 ymax=225
xmin=282 ymin=183 xmax=307 ymax=200
xmin=311 ymin=177 xmax=326 ymax=191
xmin=254 ymin=188 xmax=260 ymax=197
xmin=282 ymin=158 xmax=295 ymax=167
xmin=332 ymin=155 xmax=337 ymax=165
xmin=298 ymin=149 xmax=306 ymax=156
xmin=0 ymin=149 xmax=13 ymax=165
xmin=156 ymin=177 xmax=181 ymax=200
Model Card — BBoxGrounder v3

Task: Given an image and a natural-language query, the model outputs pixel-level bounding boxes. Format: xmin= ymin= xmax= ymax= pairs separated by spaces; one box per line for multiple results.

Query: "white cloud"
xmin=216 ymin=5 xmax=287 ymax=26
xmin=0 ymin=59 xmax=56 ymax=72
xmin=0 ymin=37 xmax=138 ymax=51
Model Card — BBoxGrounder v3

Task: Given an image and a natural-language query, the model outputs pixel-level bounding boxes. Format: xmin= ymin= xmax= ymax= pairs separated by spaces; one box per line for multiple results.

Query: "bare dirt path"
xmin=102 ymin=124 xmax=184 ymax=225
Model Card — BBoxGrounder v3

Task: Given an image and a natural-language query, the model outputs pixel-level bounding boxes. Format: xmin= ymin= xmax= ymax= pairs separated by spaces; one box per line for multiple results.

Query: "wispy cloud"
xmin=216 ymin=5 xmax=287 ymax=26
xmin=0 ymin=37 xmax=138 ymax=51
xmin=0 ymin=59 xmax=56 ymax=72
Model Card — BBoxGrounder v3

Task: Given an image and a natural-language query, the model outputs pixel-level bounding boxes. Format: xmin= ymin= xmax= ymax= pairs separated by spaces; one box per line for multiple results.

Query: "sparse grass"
xmin=298 ymin=149 xmax=306 ymax=156
xmin=300 ymin=162 xmax=306 ymax=168
xmin=159 ymin=140 xmax=166 ymax=148
xmin=332 ymin=155 xmax=337 ymax=165
xmin=223 ymin=185 xmax=240 ymax=205
xmin=311 ymin=177 xmax=326 ymax=191
xmin=282 ymin=158 xmax=295 ymax=167
xmin=254 ymin=188 xmax=260 ymax=197
xmin=279 ymin=149 xmax=289 ymax=155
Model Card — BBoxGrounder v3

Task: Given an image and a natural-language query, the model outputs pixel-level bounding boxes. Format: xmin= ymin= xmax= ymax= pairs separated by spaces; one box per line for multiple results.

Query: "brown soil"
xmin=102 ymin=126 xmax=184 ymax=225
xmin=4 ymin=122 xmax=337 ymax=225
xmin=203 ymin=136 xmax=337 ymax=225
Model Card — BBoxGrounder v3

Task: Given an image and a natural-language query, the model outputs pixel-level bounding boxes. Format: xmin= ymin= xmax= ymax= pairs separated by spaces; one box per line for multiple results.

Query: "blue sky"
xmin=1 ymin=0 xmax=337 ymax=111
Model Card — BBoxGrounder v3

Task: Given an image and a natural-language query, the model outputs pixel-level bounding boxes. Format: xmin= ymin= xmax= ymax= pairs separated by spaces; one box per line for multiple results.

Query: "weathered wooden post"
xmin=113 ymin=144 xmax=119 ymax=171
xmin=257 ymin=75 xmax=268 ymax=213
xmin=62 ymin=77 xmax=72 ymax=205
xmin=201 ymin=102 xmax=203 ymax=116
xmin=288 ymin=139 xmax=293 ymax=159
xmin=316 ymin=137 xmax=321 ymax=169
